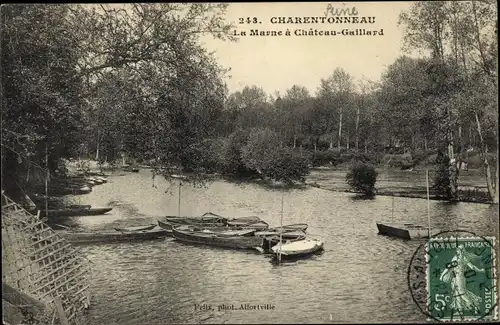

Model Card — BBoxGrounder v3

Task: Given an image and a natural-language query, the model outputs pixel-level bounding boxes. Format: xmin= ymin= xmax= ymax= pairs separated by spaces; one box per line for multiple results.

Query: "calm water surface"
xmin=60 ymin=169 xmax=499 ymax=324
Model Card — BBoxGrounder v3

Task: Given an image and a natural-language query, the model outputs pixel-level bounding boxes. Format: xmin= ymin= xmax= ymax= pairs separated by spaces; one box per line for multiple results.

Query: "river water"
xmin=59 ymin=169 xmax=498 ymax=324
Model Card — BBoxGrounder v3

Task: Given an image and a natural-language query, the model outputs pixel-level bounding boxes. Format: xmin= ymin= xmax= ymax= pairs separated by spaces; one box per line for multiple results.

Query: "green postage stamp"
xmin=426 ymin=236 xmax=498 ymax=321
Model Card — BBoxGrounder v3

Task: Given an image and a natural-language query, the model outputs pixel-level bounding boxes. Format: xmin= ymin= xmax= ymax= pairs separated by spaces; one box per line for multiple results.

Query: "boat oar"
xmin=55 ymin=224 xmax=72 ymax=231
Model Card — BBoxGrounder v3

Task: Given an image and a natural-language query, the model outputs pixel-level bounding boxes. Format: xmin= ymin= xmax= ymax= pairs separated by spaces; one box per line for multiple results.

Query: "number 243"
xmin=239 ymin=17 xmax=259 ymax=24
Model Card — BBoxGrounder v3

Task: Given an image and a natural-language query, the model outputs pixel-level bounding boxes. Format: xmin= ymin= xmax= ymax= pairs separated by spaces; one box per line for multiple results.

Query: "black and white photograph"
xmin=1 ymin=2 xmax=498 ymax=324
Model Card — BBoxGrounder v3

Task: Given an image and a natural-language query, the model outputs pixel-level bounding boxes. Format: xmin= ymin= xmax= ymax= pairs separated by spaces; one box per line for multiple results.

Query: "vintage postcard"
xmin=1 ymin=1 xmax=498 ymax=324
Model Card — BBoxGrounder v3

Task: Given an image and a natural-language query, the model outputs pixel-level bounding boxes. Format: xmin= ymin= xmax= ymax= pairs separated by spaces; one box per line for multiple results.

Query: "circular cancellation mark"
xmin=407 ymin=230 xmax=498 ymax=322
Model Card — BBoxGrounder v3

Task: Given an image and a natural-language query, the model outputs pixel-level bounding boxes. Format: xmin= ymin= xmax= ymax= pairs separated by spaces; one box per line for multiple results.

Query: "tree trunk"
xmin=329 ymin=135 xmax=334 ymax=150
xmin=293 ymin=134 xmax=297 ymax=149
xmin=475 ymin=111 xmax=496 ymax=202
xmin=471 ymin=0 xmax=491 ymax=77
xmin=469 ymin=125 xmax=473 ymax=148
xmin=314 ymin=142 xmax=317 ymax=152
xmin=364 ymin=140 xmax=368 ymax=154
xmin=355 ymin=105 xmax=360 ymax=153
xmin=346 ymin=133 xmax=350 ymax=150
xmin=338 ymin=108 xmax=343 ymax=151
xmin=495 ymin=146 xmax=499 ymax=204
xmin=424 ymin=138 xmax=428 ymax=151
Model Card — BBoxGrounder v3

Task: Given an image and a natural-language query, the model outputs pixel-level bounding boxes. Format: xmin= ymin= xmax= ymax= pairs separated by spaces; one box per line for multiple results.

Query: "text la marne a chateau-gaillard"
xmin=233 ymin=28 xmax=384 ymax=37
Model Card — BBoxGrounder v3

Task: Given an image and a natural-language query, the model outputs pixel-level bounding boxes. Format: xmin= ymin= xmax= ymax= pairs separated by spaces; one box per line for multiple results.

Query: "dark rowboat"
xmin=184 ymin=227 xmax=256 ymax=237
xmin=376 ymin=223 xmax=441 ymax=240
xmin=68 ymin=204 xmax=92 ymax=209
xmin=226 ymin=216 xmax=261 ymax=226
xmin=157 ymin=220 xmax=175 ymax=231
xmin=165 ymin=212 xmax=227 ymax=226
xmin=269 ymin=223 xmax=308 ymax=232
xmin=34 ymin=207 xmax=113 ymax=218
xmin=158 ymin=221 xmax=259 ymax=234
xmin=172 ymin=225 xmax=263 ymax=250
xmin=58 ymin=226 xmax=169 ymax=244
xmin=114 ymin=224 xmax=156 ymax=232
xmin=161 ymin=218 xmax=268 ymax=231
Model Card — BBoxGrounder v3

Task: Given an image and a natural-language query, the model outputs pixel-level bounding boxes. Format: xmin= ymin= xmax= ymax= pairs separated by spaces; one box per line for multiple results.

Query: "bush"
xmin=188 ymin=138 xmax=226 ymax=173
xmin=260 ymin=147 xmax=311 ymax=184
xmin=312 ymin=150 xmax=340 ymax=166
xmin=241 ymin=128 xmax=311 ymax=183
xmin=221 ymin=129 xmax=258 ymax=177
xmin=346 ymin=163 xmax=378 ymax=196
xmin=382 ymin=153 xmax=413 ymax=169
xmin=433 ymin=151 xmax=451 ymax=199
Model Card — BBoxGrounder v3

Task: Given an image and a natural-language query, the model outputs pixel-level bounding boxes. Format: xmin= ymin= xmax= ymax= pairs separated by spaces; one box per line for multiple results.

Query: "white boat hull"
xmin=271 ymin=239 xmax=324 ymax=257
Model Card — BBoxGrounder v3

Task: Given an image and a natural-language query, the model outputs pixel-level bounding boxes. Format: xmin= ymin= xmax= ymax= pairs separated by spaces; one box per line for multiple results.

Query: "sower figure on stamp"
xmin=439 ymin=245 xmax=484 ymax=314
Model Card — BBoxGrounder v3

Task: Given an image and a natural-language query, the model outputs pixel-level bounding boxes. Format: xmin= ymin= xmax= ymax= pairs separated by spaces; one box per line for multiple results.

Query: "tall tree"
xmin=1 ymin=4 xmax=85 ymax=200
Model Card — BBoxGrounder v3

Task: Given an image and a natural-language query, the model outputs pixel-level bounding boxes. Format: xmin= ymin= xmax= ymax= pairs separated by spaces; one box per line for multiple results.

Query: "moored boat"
xmin=58 ymin=226 xmax=169 ymax=244
xmin=157 ymin=220 xmax=175 ymax=231
xmin=165 ymin=212 xmax=228 ymax=227
xmin=270 ymin=238 xmax=324 ymax=258
xmin=35 ymin=207 xmax=113 ymax=218
xmin=255 ymin=230 xmax=306 ymax=240
xmin=376 ymin=223 xmax=441 ymax=240
xmin=376 ymin=171 xmax=441 ymax=240
xmin=269 ymin=223 xmax=308 ymax=232
xmin=172 ymin=225 xmax=263 ymax=250
xmin=114 ymin=224 xmax=157 ymax=232
xmin=226 ymin=217 xmax=269 ymax=230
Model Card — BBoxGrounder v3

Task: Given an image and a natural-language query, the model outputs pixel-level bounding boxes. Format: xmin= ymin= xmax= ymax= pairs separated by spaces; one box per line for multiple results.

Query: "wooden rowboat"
xmin=34 ymin=207 xmax=113 ymax=218
xmin=269 ymin=223 xmax=308 ymax=232
xmin=376 ymin=223 xmax=441 ymax=240
xmin=114 ymin=224 xmax=156 ymax=232
xmin=271 ymin=239 xmax=324 ymax=258
xmin=58 ymin=226 xmax=169 ymax=244
xmin=165 ymin=212 xmax=227 ymax=226
xmin=255 ymin=230 xmax=306 ymax=240
xmin=172 ymin=225 xmax=263 ymax=250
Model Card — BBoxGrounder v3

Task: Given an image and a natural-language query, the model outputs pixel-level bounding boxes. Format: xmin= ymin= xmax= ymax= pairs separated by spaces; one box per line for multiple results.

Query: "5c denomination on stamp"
xmin=408 ymin=230 xmax=498 ymax=322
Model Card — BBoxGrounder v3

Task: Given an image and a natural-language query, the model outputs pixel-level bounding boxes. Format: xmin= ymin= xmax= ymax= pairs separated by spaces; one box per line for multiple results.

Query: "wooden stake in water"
xmin=391 ymin=196 xmax=394 ymax=222
xmin=177 ymin=180 xmax=182 ymax=218
xmin=426 ymin=170 xmax=431 ymax=238
xmin=278 ymin=194 xmax=284 ymax=264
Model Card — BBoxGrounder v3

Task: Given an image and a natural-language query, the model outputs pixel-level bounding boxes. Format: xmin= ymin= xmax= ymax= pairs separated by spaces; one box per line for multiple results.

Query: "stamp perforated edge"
xmin=425 ymin=236 xmax=498 ymax=322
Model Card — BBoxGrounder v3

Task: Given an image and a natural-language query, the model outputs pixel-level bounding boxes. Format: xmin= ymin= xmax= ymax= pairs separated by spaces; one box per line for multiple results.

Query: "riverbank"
xmin=55 ymin=159 xmax=494 ymax=205
xmin=306 ymin=167 xmax=493 ymax=204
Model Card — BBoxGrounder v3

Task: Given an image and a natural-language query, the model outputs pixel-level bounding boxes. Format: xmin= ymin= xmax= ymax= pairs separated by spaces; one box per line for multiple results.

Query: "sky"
xmin=200 ymin=2 xmax=415 ymax=95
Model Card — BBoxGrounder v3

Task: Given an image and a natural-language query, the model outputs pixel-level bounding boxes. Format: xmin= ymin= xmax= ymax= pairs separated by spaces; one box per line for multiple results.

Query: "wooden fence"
xmin=2 ymin=192 xmax=92 ymax=325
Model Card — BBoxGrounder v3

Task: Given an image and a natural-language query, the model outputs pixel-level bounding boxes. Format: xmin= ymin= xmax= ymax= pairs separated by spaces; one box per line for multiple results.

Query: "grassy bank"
xmin=306 ymin=167 xmax=494 ymax=204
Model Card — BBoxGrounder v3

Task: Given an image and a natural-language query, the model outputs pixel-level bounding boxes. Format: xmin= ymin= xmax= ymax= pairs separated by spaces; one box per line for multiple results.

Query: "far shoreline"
xmin=63 ymin=160 xmax=494 ymax=205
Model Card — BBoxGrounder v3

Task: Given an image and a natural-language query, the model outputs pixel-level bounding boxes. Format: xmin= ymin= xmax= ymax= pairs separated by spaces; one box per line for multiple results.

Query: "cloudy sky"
xmin=201 ymin=2 xmax=415 ymax=95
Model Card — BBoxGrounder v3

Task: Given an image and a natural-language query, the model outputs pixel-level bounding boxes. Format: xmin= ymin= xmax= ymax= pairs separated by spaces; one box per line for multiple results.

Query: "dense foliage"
xmin=346 ymin=164 xmax=378 ymax=196
xmin=1 ymin=2 xmax=498 ymax=202
xmin=433 ymin=151 xmax=452 ymax=199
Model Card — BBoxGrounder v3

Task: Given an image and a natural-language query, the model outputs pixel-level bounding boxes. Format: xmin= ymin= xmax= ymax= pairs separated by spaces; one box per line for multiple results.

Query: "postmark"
xmin=408 ymin=230 xmax=498 ymax=322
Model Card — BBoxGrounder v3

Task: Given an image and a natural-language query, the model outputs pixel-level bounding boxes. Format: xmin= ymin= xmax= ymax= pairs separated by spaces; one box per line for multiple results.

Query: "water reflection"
xmin=56 ymin=169 xmax=498 ymax=324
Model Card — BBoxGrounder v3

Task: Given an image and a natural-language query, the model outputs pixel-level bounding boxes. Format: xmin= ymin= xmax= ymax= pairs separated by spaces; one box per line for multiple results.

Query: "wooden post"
xmin=278 ymin=194 xmax=284 ymax=264
xmin=177 ymin=181 xmax=182 ymax=218
xmin=54 ymin=296 xmax=70 ymax=325
xmin=391 ymin=196 xmax=394 ymax=223
xmin=426 ymin=170 xmax=431 ymax=238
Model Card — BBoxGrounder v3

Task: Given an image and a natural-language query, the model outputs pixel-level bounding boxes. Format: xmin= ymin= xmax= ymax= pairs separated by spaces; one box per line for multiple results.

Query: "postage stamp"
xmin=426 ymin=236 xmax=497 ymax=321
